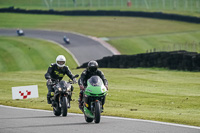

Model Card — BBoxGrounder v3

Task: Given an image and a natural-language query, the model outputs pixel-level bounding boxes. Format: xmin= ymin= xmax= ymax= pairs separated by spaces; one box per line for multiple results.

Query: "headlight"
xmin=67 ymin=87 xmax=71 ymax=91
xmin=58 ymin=88 xmax=62 ymax=91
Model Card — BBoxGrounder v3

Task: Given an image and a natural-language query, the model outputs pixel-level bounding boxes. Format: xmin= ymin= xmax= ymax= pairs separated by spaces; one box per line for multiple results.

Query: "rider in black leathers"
xmin=78 ymin=60 xmax=108 ymax=109
xmin=45 ymin=55 xmax=77 ymax=104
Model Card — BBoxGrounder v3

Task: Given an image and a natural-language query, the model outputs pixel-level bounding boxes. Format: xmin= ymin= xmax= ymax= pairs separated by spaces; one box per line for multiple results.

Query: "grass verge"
xmin=0 ymin=13 xmax=200 ymax=126
xmin=0 ymin=36 xmax=78 ymax=72
xmin=0 ymin=68 xmax=199 ymax=126
xmin=0 ymin=13 xmax=200 ymax=37
xmin=109 ymin=31 xmax=200 ymax=54
xmin=1 ymin=13 xmax=200 ymax=54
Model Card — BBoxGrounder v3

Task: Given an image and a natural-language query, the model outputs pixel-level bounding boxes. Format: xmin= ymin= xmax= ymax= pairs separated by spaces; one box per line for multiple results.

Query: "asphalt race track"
xmin=0 ymin=105 xmax=199 ymax=133
xmin=0 ymin=29 xmax=115 ymax=65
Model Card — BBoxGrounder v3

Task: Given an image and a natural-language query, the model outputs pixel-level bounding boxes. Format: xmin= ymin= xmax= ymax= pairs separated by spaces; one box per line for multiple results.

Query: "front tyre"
xmin=62 ymin=97 xmax=68 ymax=117
xmin=94 ymin=101 xmax=101 ymax=123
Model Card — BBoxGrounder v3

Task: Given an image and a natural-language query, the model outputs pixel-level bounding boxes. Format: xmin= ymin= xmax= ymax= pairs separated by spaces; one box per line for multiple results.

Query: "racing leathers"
xmin=45 ymin=63 xmax=75 ymax=104
xmin=78 ymin=69 xmax=108 ymax=108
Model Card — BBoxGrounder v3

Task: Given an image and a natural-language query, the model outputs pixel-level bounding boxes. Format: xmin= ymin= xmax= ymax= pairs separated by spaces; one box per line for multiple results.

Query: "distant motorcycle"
xmin=17 ymin=29 xmax=24 ymax=36
xmin=81 ymin=76 xmax=108 ymax=123
xmin=63 ymin=36 xmax=70 ymax=44
xmin=50 ymin=74 xmax=79 ymax=117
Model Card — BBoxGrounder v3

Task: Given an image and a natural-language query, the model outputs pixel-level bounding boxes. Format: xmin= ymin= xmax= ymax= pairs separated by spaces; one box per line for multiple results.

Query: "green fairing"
xmin=83 ymin=76 xmax=108 ymax=123
xmin=85 ymin=80 xmax=107 ymax=96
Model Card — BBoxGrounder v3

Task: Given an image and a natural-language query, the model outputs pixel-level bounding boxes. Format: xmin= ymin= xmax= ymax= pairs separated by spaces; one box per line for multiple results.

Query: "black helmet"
xmin=87 ymin=60 xmax=98 ymax=72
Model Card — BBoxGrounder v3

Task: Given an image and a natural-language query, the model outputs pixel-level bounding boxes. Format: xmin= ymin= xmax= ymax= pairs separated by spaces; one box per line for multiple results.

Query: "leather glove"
xmin=47 ymin=79 xmax=52 ymax=85
xmin=79 ymin=85 xmax=84 ymax=90
xmin=73 ymin=78 xmax=77 ymax=84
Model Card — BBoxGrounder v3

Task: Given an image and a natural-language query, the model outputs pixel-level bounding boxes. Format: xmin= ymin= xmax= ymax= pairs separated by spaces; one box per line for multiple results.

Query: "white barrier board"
xmin=12 ymin=85 xmax=39 ymax=100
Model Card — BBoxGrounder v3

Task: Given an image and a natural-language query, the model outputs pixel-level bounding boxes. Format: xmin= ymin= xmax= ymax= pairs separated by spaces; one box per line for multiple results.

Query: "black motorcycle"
xmin=50 ymin=74 xmax=79 ymax=116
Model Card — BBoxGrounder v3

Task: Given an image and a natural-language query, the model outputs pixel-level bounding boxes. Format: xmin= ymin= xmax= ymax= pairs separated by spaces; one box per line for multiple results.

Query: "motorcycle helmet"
xmin=87 ymin=60 xmax=98 ymax=72
xmin=56 ymin=55 xmax=66 ymax=68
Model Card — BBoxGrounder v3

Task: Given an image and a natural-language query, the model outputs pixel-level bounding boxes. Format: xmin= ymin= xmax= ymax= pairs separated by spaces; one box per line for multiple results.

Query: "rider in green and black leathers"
xmin=78 ymin=60 xmax=108 ymax=110
xmin=45 ymin=55 xmax=77 ymax=104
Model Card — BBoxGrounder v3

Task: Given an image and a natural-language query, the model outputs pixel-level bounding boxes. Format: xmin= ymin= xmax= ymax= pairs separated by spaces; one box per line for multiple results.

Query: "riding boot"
xmin=101 ymin=104 xmax=104 ymax=113
xmin=47 ymin=84 xmax=53 ymax=104
xmin=47 ymin=96 xmax=51 ymax=104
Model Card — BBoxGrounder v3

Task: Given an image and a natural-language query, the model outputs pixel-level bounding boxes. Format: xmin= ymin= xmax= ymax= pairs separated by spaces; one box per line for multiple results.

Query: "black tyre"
xmin=62 ymin=97 xmax=68 ymax=117
xmin=84 ymin=114 xmax=93 ymax=123
xmin=53 ymin=102 xmax=61 ymax=116
xmin=94 ymin=101 xmax=101 ymax=123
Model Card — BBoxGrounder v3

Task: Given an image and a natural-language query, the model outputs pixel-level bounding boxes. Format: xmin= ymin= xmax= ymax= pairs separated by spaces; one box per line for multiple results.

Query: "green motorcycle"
xmin=82 ymin=76 xmax=108 ymax=123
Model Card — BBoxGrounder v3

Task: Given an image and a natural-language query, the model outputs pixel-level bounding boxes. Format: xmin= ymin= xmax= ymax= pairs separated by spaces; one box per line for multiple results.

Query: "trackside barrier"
xmin=78 ymin=51 xmax=200 ymax=71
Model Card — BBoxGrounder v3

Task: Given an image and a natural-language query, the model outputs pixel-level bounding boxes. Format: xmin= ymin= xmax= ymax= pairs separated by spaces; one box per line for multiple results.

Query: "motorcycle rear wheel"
xmin=53 ymin=103 xmax=61 ymax=116
xmin=62 ymin=97 xmax=68 ymax=117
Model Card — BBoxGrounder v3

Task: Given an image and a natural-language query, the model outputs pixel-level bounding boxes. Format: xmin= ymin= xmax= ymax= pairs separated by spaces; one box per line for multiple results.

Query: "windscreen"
xmin=59 ymin=80 xmax=68 ymax=88
xmin=88 ymin=76 xmax=103 ymax=86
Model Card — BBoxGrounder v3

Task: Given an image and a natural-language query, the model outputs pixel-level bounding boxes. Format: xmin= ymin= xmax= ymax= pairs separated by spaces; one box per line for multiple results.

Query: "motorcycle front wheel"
xmin=94 ymin=101 xmax=101 ymax=123
xmin=62 ymin=97 xmax=68 ymax=117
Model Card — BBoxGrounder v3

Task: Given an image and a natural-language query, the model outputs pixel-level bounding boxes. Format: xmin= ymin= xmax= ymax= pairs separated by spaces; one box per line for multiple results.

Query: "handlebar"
xmin=49 ymin=74 xmax=79 ymax=85
xmin=68 ymin=74 xmax=79 ymax=84
xmin=73 ymin=74 xmax=79 ymax=78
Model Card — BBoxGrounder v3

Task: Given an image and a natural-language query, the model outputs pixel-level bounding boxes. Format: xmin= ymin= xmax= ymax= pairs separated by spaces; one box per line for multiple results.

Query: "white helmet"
xmin=56 ymin=55 xmax=66 ymax=68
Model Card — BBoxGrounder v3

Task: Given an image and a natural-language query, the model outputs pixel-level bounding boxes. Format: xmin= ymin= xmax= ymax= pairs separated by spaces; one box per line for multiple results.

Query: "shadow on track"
xmin=0 ymin=122 xmax=93 ymax=130
xmin=0 ymin=115 xmax=56 ymax=120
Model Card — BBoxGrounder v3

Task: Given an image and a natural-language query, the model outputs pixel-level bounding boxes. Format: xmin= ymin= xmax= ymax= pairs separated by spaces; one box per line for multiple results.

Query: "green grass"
xmin=1 ymin=13 xmax=200 ymax=37
xmin=0 ymin=69 xmax=199 ymax=126
xmin=0 ymin=0 xmax=200 ymax=17
xmin=0 ymin=12 xmax=200 ymax=126
xmin=109 ymin=31 xmax=200 ymax=54
xmin=1 ymin=13 xmax=200 ymax=54
xmin=0 ymin=36 xmax=78 ymax=72
xmin=0 ymin=36 xmax=199 ymax=126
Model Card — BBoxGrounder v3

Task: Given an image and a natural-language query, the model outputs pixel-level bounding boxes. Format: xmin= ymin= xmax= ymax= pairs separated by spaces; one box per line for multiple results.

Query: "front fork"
xmin=59 ymin=94 xmax=71 ymax=108
xmin=93 ymin=100 xmax=104 ymax=112
xmin=88 ymin=100 xmax=103 ymax=113
xmin=84 ymin=100 xmax=102 ymax=118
